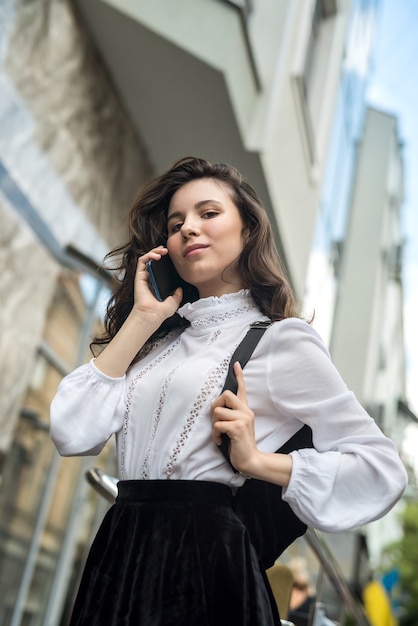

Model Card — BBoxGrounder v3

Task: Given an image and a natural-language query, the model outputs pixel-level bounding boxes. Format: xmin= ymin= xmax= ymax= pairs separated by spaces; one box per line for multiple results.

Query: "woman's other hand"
xmin=211 ymin=362 xmax=293 ymax=486
xmin=211 ymin=362 xmax=259 ymax=475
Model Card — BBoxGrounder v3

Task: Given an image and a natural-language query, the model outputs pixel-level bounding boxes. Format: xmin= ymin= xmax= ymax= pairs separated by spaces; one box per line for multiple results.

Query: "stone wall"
xmin=0 ymin=193 xmax=58 ymax=455
xmin=0 ymin=0 xmax=151 ymax=455
xmin=4 ymin=0 xmax=151 ymax=246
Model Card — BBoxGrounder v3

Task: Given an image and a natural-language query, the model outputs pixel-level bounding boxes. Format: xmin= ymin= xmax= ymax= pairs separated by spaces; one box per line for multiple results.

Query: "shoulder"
xmin=265 ymin=318 xmax=331 ymax=358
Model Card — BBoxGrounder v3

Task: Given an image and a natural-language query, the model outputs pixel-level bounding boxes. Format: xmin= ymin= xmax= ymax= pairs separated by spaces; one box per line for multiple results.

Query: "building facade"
xmin=330 ymin=106 xmax=411 ymax=567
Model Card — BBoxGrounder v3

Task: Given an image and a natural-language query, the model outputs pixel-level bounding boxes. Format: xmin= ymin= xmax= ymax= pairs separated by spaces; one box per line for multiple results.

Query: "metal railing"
xmin=304 ymin=528 xmax=370 ymax=625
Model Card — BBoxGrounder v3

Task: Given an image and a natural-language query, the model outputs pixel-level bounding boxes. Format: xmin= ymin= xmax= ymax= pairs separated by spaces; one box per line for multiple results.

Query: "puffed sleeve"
xmin=267 ymin=319 xmax=408 ymax=532
xmin=50 ymin=359 xmax=126 ymax=456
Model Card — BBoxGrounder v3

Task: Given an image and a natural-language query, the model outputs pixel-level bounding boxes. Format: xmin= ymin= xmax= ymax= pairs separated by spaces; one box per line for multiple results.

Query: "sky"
xmin=366 ymin=0 xmax=418 ymax=417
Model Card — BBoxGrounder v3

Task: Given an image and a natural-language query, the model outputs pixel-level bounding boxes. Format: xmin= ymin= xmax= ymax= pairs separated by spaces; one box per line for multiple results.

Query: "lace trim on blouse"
xmin=140 ymin=365 xmax=179 ymax=479
xmin=178 ymin=289 xmax=260 ymax=331
xmin=120 ymin=335 xmax=181 ymax=479
xmin=164 ymin=355 xmax=231 ymax=479
xmin=187 ymin=304 xmax=257 ymax=330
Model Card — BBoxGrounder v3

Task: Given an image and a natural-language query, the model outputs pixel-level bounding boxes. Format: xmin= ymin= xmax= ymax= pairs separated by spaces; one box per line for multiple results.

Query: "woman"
xmin=287 ymin=558 xmax=315 ymax=626
xmin=50 ymin=156 xmax=407 ymax=626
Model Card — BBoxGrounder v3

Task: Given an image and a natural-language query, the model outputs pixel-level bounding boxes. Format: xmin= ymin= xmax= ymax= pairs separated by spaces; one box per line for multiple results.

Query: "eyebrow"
xmin=167 ymin=199 xmax=223 ymax=223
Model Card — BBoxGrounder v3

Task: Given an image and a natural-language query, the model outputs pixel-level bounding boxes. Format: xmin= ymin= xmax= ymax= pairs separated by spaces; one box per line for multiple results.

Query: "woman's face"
xmin=166 ymin=178 xmax=246 ymax=298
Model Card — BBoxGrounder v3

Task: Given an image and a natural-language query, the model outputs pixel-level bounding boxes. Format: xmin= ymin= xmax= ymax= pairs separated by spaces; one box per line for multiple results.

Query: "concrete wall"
xmin=83 ymin=0 xmax=351 ymax=296
xmin=331 ymin=108 xmax=404 ymax=412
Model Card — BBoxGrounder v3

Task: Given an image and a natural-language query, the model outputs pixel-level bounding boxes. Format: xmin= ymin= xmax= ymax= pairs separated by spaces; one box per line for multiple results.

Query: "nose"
xmin=180 ymin=216 xmax=200 ymax=237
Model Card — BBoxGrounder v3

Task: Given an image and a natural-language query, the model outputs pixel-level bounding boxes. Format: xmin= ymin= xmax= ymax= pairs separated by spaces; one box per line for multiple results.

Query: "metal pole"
xmin=43 ymin=280 xmax=105 ymax=626
xmin=9 ymin=451 xmax=61 ymax=626
xmin=42 ymin=456 xmax=90 ymax=626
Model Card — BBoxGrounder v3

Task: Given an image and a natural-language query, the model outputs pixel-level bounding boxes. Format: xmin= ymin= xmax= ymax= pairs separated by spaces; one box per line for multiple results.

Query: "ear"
xmin=241 ymin=225 xmax=251 ymax=244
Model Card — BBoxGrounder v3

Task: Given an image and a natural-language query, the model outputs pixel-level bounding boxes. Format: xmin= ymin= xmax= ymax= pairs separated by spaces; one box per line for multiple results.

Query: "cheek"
xmin=212 ymin=217 xmax=242 ymax=241
xmin=229 ymin=219 xmax=247 ymax=251
xmin=166 ymin=235 xmax=179 ymax=256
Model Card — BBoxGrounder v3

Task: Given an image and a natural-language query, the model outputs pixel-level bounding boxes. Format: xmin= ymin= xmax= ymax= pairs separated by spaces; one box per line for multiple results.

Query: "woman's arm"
xmin=269 ymin=320 xmax=407 ymax=531
xmin=212 ymin=319 xmax=407 ymax=531
xmin=50 ymin=247 xmax=182 ymax=455
xmin=50 ymin=360 xmax=126 ymax=456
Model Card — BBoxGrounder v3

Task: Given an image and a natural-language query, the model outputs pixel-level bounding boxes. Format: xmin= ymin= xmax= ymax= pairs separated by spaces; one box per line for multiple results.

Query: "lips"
xmin=183 ymin=243 xmax=209 ymax=257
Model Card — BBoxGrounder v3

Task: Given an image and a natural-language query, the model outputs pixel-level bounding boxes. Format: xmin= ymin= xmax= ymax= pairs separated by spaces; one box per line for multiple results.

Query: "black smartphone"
xmin=147 ymin=255 xmax=182 ymax=301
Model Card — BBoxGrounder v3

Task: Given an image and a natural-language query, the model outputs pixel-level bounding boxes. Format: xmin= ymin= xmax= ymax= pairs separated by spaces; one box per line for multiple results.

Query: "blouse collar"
xmin=177 ymin=289 xmax=262 ymax=332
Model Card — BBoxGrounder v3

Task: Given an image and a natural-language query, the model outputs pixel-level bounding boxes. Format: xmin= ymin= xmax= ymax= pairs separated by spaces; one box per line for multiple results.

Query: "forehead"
xmin=168 ymin=178 xmax=233 ymax=214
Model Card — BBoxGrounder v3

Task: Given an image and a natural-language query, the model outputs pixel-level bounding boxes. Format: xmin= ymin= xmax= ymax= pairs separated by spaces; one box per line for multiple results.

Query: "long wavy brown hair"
xmin=92 ymin=156 xmax=300 ymax=362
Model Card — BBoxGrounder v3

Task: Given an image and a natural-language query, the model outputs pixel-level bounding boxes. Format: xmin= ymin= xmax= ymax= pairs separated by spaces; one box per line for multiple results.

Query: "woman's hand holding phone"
xmin=133 ymin=247 xmax=183 ymax=322
xmin=94 ymin=247 xmax=182 ymax=378
xmin=147 ymin=253 xmax=183 ymax=302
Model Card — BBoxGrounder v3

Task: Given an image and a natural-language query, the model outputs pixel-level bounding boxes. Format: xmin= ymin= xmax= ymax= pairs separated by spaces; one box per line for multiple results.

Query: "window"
xmin=292 ymin=0 xmax=338 ymax=167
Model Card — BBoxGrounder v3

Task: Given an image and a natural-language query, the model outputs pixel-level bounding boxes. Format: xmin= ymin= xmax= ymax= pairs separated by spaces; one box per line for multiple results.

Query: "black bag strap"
xmin=217 ymin=319 xmax=314 ymax=567
xmin=218 ymin=320 xmax=271 ymax=473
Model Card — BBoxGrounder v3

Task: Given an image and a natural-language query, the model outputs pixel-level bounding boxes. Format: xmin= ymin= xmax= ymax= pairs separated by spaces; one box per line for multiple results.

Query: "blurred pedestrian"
xmin=287 ymin=557 xmax=315 ymax=626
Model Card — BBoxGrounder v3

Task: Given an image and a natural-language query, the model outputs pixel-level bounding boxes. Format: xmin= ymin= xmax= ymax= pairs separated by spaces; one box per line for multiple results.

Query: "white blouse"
xmin=50 ymin=290 xmax=407 ymax=532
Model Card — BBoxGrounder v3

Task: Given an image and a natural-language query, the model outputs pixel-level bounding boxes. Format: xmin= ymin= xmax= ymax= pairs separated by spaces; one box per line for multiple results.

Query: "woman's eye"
xmin=202 ymin=210 xmax=218 ymax=219
xmin=169 ymin=222 xmax=183 ymax=234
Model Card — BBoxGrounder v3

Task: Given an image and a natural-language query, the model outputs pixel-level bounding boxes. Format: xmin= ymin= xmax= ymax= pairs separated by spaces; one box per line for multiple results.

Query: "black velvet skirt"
xmin=69 ymin=480 xmax=281 ymax=626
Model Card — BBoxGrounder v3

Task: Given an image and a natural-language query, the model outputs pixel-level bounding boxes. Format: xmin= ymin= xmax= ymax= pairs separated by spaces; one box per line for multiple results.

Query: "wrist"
xmin=239 ymin=451 xmax=293 ymax=488
xmin=235 ymin=449 xmax=265 ymax=480
xmin=128 ymin=306 xmax=165 ymax=332
xmin=94 ymin=308 xmax=163 ymax=378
